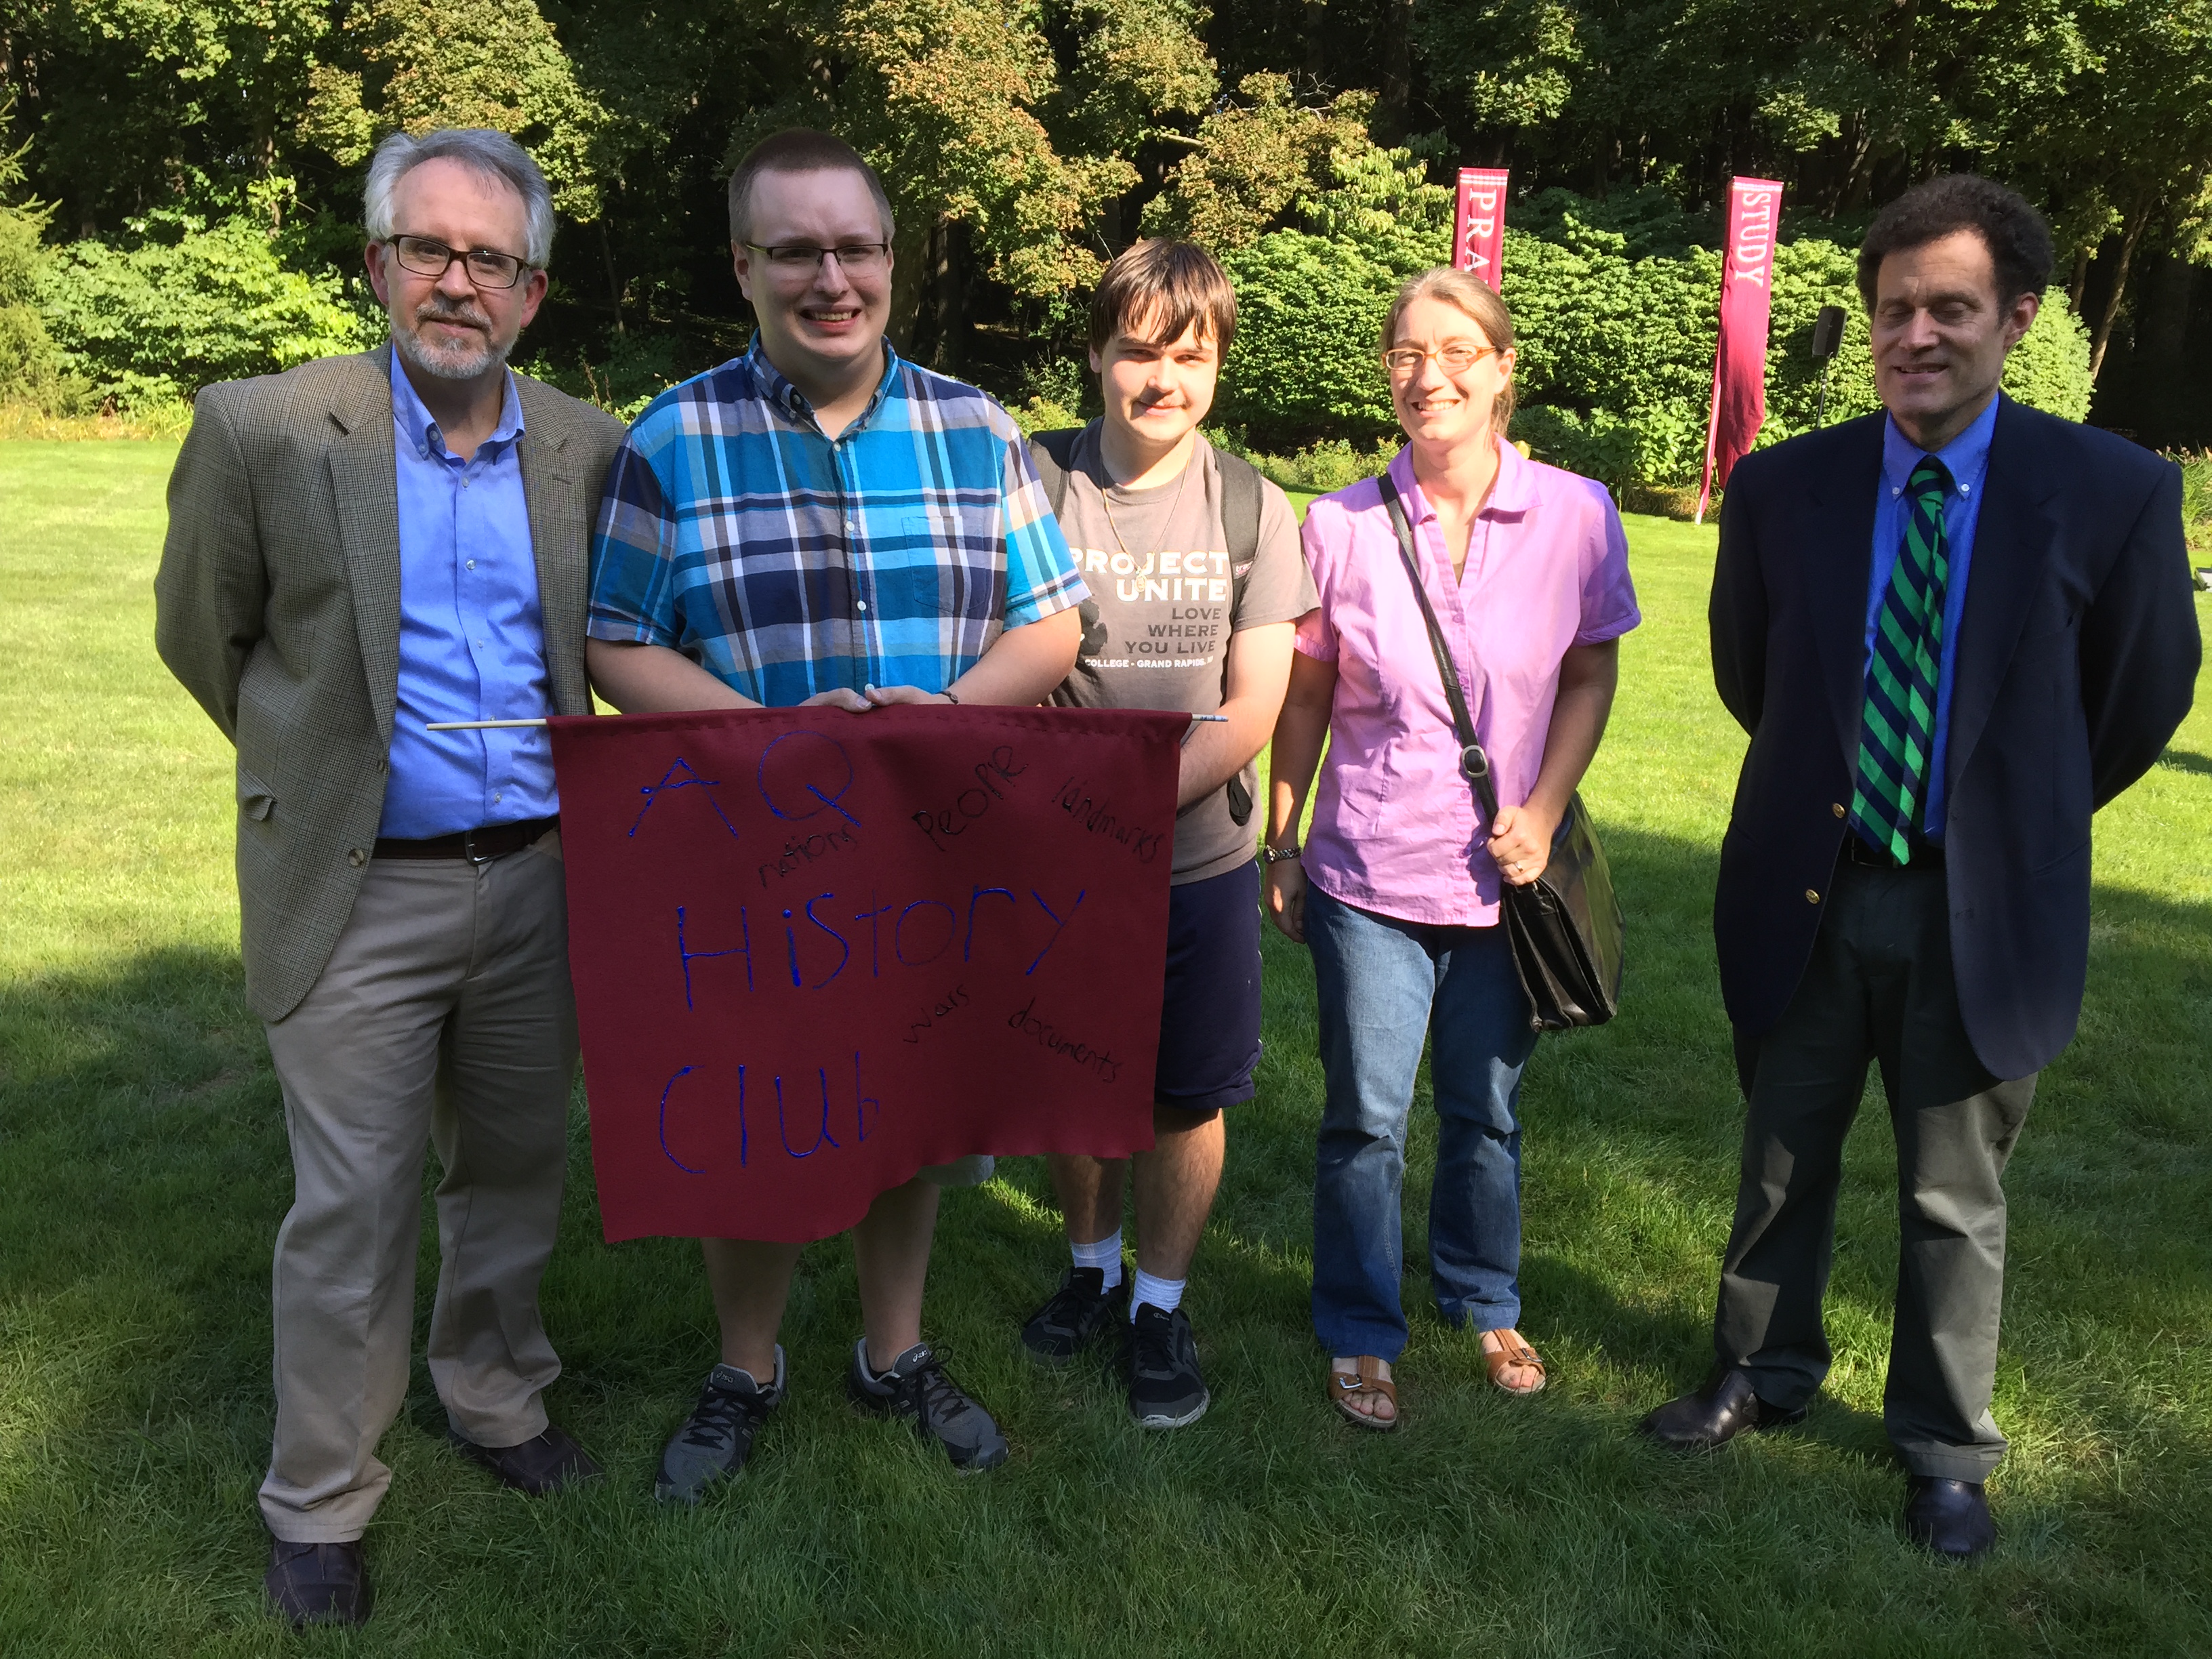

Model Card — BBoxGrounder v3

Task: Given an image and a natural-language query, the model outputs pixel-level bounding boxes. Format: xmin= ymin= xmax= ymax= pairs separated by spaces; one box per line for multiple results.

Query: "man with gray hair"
xmin=157 ymin=127 xmax=624 ymax=1627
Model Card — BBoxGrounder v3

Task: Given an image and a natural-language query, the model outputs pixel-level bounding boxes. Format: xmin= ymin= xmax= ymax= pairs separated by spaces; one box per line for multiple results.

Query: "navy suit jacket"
xmin=1709 ymin=395 xmax=2199 ymax=1080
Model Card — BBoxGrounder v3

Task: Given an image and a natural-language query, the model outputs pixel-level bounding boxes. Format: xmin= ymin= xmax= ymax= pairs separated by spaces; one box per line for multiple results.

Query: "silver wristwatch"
xmin=1261 ymin=842 xmax=1302 ymax=864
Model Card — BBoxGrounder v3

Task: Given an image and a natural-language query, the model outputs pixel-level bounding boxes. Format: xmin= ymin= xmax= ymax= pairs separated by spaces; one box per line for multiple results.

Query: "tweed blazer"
xmin=155 ymin=345 xmax=626 ymax=1022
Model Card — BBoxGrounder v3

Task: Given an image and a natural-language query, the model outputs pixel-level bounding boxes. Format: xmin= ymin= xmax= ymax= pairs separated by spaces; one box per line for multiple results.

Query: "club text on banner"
xmin=1697 ymin=176 xmax=1784 ymax=521
xmin=547 ymin=705 xmax=1185 ymax=1244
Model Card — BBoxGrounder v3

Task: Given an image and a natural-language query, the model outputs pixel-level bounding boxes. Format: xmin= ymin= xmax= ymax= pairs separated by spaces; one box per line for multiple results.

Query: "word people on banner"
xmin=548 ymin=705 xmax=1185 ymax=1244
xmin=1698 ymin=176 xmax=1785 ymax=521
xmin=1452 ymin=168 xmax=1511 ymax=291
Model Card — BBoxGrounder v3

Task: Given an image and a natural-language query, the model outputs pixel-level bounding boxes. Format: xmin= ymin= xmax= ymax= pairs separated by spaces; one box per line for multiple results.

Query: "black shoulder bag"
xmin=1378 ymin=470 xmax=1624 ymax=1031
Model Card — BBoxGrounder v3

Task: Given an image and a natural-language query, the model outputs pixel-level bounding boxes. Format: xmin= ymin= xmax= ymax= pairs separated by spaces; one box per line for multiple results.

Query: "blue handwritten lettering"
xmin=677 ymin=904 xmax=752 ymax=1007
xmin=630 ymin=758 xmax=740 ymax=840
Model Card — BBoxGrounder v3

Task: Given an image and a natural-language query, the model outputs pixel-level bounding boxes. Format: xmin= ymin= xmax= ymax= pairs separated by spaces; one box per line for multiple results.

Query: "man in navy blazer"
xmin=1639 ymin=176 xmax=2198 ymax=1556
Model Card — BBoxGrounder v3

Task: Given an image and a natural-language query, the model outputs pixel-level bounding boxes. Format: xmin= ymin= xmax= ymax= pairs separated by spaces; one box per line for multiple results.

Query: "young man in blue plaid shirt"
xmin=587 ymin=130 xmax=1085 ymax=1500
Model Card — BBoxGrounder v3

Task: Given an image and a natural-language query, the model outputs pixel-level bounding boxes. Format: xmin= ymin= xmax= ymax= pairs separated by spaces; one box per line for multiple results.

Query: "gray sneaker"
xmin=654 ymin=1348 xmax=785 ymax=1505
xmin=846 ymin=1340 xmax=1009 ymax=1471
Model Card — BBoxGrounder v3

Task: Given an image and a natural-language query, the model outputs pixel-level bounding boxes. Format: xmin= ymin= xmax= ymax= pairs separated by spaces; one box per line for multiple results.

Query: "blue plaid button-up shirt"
xmin=587 ymin=340 xmax=1085 ymax=705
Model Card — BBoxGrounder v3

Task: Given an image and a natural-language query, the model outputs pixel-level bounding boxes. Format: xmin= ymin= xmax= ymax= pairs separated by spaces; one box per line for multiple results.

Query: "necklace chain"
xmin=1097 ymin=437 xmax=1193 ymax=567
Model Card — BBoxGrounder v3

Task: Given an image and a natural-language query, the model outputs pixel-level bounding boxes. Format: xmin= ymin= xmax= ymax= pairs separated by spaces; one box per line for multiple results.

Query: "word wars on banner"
xmin=548 ymin=705 xmax=1185 ymax=1243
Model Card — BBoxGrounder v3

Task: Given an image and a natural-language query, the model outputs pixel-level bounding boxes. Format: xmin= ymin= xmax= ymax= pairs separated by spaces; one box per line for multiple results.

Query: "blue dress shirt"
xmin=1863 ymin=395 xmax=1999 ymax=842
xmin=380 ymin=353 xmax=560 ymax=838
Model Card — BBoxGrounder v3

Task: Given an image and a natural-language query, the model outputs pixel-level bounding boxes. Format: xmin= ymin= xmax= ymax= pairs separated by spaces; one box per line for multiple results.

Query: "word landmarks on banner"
xmin=1698 ymin=176 xmax=1785 ymax=521
xmin=548 ymin=705 xmax=1186 ymax=1244
xmin=1453 ymin=168 xmax=1511 ymax=291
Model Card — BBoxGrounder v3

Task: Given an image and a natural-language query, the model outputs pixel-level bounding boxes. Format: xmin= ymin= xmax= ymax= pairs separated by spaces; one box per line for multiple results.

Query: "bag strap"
xmin=1215 ymin=446 xmax=1263 ymax=608
xmin=1027 ymin=427 xmax=1083 ymax=519
xmin=1376 ymin=468 xmax=1502 ymax=825
xmin=1036 ymin=430 xmax=1262 ymax=611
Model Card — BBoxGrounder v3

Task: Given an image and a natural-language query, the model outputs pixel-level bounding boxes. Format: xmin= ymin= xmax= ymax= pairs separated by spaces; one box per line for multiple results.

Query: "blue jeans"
xmin=1307 ymin=884 xmax=1539 ymax=1361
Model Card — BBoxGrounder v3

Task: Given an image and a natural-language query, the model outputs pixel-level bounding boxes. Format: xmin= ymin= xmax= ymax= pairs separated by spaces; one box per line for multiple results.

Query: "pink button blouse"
xmin=1294 ymin=440 xmax=1641 ymax=928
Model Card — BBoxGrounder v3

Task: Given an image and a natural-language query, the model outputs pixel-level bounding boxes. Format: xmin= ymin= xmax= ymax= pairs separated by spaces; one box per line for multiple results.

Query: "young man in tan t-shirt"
xmin=1019 ymin=239 xmax=1315 ymax=1426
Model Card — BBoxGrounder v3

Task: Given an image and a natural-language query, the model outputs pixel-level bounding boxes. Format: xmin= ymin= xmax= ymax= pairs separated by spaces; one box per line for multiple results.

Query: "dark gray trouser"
xmin=1715 ymin=861 xmax=2037 ymax=1481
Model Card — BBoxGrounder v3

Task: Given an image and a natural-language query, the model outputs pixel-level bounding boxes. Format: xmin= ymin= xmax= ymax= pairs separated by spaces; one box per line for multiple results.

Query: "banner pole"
xmin=425 ymin=716 xmax=1231 ymax=732
xmin=1694 ymin=348 xmax=1723 ymax=526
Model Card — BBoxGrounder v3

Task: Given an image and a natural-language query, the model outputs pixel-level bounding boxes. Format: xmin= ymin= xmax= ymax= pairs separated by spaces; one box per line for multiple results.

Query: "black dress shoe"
xmin=265 ymin=1537 xmax=372 ymax=1627
xmin=1904 ymin=1476 xmax=1995 ymax=1558
xmin=1637 ymin=1366 xmax=1807 ymax=1452
xmin=449 ymin=1422 xmax=604 ymax=1494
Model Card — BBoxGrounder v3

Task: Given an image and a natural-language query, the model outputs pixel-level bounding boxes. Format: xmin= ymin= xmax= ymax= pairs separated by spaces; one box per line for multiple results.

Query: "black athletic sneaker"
xmin=1019 ymin=1267 xmax=1130 ymax=1364
xmin=654 ymin=1349 xmax=784 ymax=1504
xmin=846 ymin=1340 xmax=1010 ymax=1471
xmin=1126 ymin=1304 xmax=1209 ymax=1429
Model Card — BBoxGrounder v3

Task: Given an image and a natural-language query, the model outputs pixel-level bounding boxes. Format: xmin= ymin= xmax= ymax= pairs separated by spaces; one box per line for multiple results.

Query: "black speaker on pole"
xmin=1810 ymin=304 xmax=1846 ymax=428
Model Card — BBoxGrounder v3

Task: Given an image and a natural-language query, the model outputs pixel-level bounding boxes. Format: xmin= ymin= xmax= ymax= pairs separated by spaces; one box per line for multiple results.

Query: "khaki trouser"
xmin=257 ymin=834 xmax=576 ymax=1542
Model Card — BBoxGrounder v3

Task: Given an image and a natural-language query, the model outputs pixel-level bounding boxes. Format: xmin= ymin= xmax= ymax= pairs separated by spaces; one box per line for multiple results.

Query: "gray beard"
xmin=391 ymin=311 xmax=514 ymax=382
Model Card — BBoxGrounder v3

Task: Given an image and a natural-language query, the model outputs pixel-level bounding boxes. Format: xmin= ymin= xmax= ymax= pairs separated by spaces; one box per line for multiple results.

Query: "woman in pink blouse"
xmin=1265 ymin=268 xmax=1640 ymax=1429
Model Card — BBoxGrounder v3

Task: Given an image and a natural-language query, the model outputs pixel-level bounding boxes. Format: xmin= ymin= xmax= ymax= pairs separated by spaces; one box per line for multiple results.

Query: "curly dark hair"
xmin=1856 ymin=176 xmax=2054 ymax=311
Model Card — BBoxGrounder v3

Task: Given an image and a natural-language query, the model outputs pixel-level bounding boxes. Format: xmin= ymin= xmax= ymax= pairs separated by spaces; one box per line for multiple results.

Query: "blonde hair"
xmin=1380 ymin=268 xmax=1517 ymax=433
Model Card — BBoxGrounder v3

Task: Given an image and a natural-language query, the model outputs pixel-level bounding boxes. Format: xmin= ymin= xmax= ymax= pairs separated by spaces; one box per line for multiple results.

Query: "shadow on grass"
xmin=2 ymin=829 xmax=2209 ymax=1652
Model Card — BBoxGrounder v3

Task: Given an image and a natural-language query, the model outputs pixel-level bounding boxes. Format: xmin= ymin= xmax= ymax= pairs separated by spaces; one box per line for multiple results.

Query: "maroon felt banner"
xmin=548 ymin=705 xmax=1185 ymax=1244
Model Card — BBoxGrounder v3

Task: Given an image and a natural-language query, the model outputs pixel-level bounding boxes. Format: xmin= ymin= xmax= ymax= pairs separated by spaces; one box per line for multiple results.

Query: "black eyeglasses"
xmin=386 ymin=234 xmax=534 ymax=290
xmin=745 ymin=241 xmax=893 ymax=274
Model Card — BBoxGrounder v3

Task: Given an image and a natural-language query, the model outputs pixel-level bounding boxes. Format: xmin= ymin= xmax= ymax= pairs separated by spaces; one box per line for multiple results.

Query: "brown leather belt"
xmin=374 ymin=815 xmax=558 ymax=863
xmin=1841 ymin=832 xmax=1944 ymax=871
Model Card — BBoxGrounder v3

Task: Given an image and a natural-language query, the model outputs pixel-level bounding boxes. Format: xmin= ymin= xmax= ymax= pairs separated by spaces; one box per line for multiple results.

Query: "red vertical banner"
xmin=1697 ymin=176 xmax=1784 ymax=523
xmin=1452 ymin=168 xmax=1511 ymax=291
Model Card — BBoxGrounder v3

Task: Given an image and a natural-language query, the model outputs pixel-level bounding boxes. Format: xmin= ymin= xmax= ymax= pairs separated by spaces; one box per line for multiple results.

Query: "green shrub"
xmin=39 ymin=215 xmax=379 ymax=409
xmin=1213 ymin=189 xmax=2099 ymax=491
xmin=1215 ymin=230 xmax=1403 ymax=446
xmin=0 ymin=123 xmax=69 ymax=409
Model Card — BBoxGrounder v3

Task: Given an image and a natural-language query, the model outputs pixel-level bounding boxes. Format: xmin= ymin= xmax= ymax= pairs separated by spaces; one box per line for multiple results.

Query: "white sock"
xmin=1130 ymin=1268 xmax=1185 ymax=1319
xmin=1071 ymin=1229 xmax=1123 ymax=1290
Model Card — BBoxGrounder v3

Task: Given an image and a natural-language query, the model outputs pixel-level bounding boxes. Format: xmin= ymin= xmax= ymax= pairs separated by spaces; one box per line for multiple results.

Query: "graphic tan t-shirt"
xmin=1046 ymin=424 xmax=1317 ymax=884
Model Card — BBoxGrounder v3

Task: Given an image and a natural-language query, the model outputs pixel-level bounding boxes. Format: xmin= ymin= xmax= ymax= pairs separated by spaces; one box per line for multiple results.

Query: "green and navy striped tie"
xmin=1848 ymin=454 xmax=1952 ymax=864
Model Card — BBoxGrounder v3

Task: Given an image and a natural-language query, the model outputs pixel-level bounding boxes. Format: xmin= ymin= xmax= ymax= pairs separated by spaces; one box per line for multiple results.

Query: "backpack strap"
xmin=1027 ymin=427 xmax=1083 ymax=520
xmin=1213 ymin=447 xmax=1264 ymax=611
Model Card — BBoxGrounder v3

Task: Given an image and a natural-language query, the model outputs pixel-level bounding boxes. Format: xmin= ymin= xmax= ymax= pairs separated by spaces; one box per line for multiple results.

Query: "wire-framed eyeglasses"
xmin=387 ymin=234 xmax=533 ymax=290
xmin=1382 ymin=342 xmax=1502 ymax=375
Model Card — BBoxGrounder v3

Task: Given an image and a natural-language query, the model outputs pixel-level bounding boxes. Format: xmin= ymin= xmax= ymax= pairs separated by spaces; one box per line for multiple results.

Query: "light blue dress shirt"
xmin=1862 ymin=394 xmax=1999 ymax=843
xmin=380 ymin=352 xmax=560 ymax=838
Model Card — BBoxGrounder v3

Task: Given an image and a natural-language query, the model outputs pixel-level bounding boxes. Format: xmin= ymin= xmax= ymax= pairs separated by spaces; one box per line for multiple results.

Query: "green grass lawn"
xmin=3 ymin=437 xmax=2209 ymax=1656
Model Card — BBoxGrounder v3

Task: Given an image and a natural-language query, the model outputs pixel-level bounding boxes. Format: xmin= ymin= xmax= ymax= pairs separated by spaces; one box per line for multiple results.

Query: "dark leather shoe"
xmin=264 ymin=1537 xmax=371 ymax=1627
xmin=1904 ymin=1476 xmax=1995 ymax=1558
xmin=449 ymin=1422 xmax=604 ymax=1494
xmin=1637 ymin=1366 xmax=1807 ymax=1452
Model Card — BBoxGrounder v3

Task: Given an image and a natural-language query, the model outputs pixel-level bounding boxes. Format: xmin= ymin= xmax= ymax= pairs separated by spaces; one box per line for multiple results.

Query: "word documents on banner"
xmin=549 ymin=705 xmax=1186 ymax=1244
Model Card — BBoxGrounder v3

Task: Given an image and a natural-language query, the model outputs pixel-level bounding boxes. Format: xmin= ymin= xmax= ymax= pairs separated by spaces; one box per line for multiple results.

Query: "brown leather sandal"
xmin=1482 ymin=1328 xmax=1547 ymax=1396
xmin=1330 ymin=1357 xmax=1400 ymax=1431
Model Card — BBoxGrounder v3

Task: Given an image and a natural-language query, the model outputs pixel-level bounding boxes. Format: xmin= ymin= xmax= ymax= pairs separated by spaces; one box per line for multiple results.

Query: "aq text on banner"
xmin=548 ymin=705 xmax=1185 ymax=1244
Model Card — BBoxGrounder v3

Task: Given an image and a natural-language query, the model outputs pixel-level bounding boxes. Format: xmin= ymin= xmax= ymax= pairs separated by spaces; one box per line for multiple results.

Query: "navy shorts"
xmin=1153 ymin=860 xmax=1263 ymax=1115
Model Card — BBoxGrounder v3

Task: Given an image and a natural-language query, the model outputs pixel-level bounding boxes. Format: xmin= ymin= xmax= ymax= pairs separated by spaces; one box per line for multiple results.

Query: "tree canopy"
xmin=0 ymin=0 xmax=2203 ymax=443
